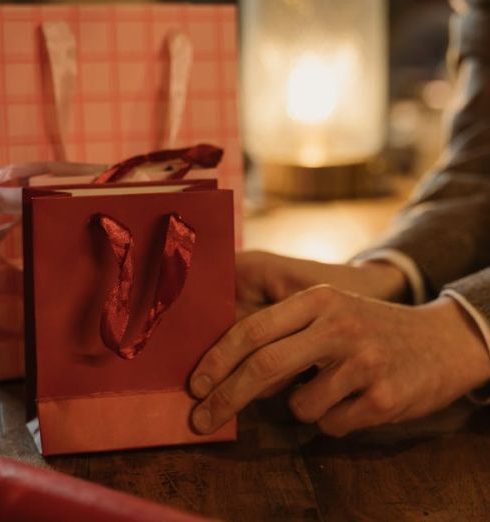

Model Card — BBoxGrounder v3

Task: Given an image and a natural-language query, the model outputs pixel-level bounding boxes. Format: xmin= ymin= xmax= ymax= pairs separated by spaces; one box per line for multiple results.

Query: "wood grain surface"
xmin=2 ymin=381 xmax=490 ymax=521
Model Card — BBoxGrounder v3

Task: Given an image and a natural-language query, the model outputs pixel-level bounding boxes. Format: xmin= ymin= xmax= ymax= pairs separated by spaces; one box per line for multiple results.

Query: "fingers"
xmin=257 ymin=376 xmax=295 ymax=399
xmin=256 ymin=366 xmax=320 ymax=398
xmin=190 ymin=285 xmax=333 ymax=399
xmin=317 ymin=384 xmax=397 ymax=437
xmin=191 ymin=284 xmax=401 ymax=437
xmin=191 ymin=325 xmax=331 ymax=434
xmin=288 ymin=361 xmax=368 ymax=423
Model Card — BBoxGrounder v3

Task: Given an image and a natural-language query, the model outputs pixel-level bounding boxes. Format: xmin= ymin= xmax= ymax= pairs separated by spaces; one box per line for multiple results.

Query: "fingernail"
xmin=191 ymin=374 xmax=213 ymax=398
xmin=192 ymin=406 xmax=212 ymax=433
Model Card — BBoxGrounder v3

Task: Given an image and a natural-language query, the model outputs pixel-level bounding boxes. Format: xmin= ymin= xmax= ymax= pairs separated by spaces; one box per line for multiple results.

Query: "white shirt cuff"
xmin=351 ymin=248 xmax=427 ymax=304
xmin=441 ymin=289 xmax=490 ymax=405
xmin=441 ymin=289 xmax=490 ymax=350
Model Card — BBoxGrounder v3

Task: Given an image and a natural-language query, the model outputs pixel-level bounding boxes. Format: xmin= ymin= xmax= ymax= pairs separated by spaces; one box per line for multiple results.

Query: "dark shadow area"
xmin=71 ymin=216 xmax=113 ymax=366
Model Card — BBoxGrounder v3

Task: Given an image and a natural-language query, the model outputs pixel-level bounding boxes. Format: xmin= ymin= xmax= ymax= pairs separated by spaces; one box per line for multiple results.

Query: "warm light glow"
xmin=298 ymin=141 xmax=330 ymax=167
xmin=241 ymin=0 xmax=387 ymax=166
xmin=286 ymin=48 xmax=361 ymax=165
xmin=286 ymin=54 xmax=340 ymax=124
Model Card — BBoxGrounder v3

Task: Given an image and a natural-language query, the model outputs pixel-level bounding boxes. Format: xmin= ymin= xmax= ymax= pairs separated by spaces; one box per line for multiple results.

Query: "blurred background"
xmin=6 ymin=0 xmax=454 ymax=259
xmin=10 ymin=0 xmax=452 ymax=195
xmin=238 ymin=0 xmax=451 ymax=200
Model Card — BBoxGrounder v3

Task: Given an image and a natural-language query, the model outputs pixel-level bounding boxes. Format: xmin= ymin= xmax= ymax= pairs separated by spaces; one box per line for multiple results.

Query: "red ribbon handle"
xmin=93 ymin=144 xmax=223 ymax=184
xmin=96 ymin=213 xmax=196 ymax=360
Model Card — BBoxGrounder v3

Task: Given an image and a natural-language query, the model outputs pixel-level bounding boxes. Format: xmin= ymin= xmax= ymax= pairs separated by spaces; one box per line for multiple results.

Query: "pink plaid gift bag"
xmin=0 ymin=3 xmax=243 ymax=380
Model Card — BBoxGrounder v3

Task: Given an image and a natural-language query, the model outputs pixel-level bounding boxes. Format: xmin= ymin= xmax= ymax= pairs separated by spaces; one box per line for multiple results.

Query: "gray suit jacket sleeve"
xmin=358 ymin=0 xmax=490 ymax=320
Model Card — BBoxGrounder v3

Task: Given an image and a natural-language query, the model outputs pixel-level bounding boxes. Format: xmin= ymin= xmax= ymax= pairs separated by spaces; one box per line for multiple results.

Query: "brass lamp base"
xmin=261 ymin=161 xmax=391 ymax=200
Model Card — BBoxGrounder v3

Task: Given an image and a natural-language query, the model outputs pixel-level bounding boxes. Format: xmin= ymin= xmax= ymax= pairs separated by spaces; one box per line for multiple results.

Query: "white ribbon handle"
xmin=41 ymin=21 xmax=77 ymax=161
xmin=0 ymin=23 xmax=194 ymax=223
xmin=41 ymin=22 xmax=193 ymax=158
xmin=162 ymin=32 xmax=193 ymax=148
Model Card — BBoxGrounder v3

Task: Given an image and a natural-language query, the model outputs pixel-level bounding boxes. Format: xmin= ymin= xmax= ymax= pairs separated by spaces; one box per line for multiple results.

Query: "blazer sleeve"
xmin=356 ymin=0 xmax=490 ymax=298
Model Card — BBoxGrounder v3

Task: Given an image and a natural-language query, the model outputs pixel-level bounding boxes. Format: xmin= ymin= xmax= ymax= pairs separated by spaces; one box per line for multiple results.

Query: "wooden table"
xmin=242 ymin=180 xmax=413 ymax=263
xmin=2 ymin=381 xmax=490 ymax=521
xmin=3 ymin=188 xmax=490 ymax=521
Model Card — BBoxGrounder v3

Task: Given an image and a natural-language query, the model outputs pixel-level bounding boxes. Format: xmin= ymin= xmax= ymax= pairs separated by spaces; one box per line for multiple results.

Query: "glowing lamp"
xmin=240 ymin=0 xmax=388 ymax=197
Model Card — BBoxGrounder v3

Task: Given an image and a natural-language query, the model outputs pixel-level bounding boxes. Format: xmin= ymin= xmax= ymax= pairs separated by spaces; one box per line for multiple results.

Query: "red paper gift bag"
xmin=0 ymin=3 xmax=243 ymax=381
xmin=23 ymin=175 xmax=236 ymax=456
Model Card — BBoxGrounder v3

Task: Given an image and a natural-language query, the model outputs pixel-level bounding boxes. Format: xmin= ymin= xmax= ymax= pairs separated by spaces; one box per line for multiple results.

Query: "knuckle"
xmin=204 ymin=348 xmax=228 ymax=376
xmin=365 ymin=385 xmax=396 ymax=417
xmin=305 ymin=284 xmax=333 ymax=307
xmin=239 ymin=316 xmax=270 ymax=347
xmin=246 ymin=349 xmax=282 ymax=381
xmin=310 ymin=301 xmax=363 ymax=342
xmin=354 ymin=349 xmax=385 ymax=375
xmin=305 ymin=322 xmax=330 ymax=350
xmin=312 ymin=314 xmax=359 ymax=347
xmin=328 ymin=314 xmax=358 ymax=339
xmin=209 ymin=386 xmax=234 ymax=413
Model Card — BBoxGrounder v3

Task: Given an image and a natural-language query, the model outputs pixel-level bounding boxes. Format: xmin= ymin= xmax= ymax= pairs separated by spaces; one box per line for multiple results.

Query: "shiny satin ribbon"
xmin=163 ymin=31 xmax=193 ymax=148
xmin=41 ymin=21 xmax=77 ymax=161
xmin=93 ymin=144 xmax=223 ymax=184
xmin=96 ymin=213 xmax=196 ymax=360
xmin=39 ymin=22 xmax=193 ymax=161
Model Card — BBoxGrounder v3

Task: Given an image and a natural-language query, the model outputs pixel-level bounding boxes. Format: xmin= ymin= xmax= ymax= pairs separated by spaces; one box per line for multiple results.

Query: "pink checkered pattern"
xmin=0 ymin=3 xmax=243 ymax=225
xmin=0 ymin=4 xmax=243 ymax=379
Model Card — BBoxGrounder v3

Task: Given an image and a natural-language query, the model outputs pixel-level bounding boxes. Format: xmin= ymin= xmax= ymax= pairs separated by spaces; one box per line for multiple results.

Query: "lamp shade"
xmin=241 ymin=0 xmax=387 ymax=168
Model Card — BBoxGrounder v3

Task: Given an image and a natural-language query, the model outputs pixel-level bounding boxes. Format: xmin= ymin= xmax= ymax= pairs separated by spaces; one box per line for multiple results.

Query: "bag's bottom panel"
xmin=34 ymin=388 xmax=236 ymax=455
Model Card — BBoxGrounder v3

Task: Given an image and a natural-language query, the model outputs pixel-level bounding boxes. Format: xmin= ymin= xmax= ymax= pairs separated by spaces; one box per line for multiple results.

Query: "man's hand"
xmin=236 ymin=251 xmax=409 ymax=318
xmin=190 ymin=286 xmax=490 ymax=437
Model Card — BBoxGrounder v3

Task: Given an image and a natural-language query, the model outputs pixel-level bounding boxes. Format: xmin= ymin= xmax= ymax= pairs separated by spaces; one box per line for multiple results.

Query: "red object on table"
xmin=23 ymin=176 xmax=236 ymax=456
xmin=0 ymin=456 xmax=211 ymax=522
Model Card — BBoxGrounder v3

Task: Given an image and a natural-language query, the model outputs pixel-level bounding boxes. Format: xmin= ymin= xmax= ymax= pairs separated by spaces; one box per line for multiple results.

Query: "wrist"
xmin=421 ymin=296 xmax=490 ymax=391
xmin=357 ymin=260 xmax=410 ymax=302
